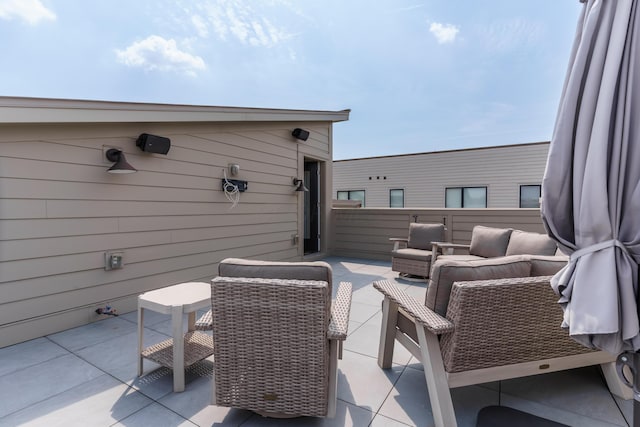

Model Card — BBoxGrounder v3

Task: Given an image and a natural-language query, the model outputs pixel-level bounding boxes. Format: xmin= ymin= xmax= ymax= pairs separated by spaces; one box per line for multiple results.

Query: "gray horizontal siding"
xmin=331 ymin=207 xmax=546 ymax=260
xmin=333 ymin=143 xmax=549 ymax=208
xmin=0 ymin=120 xmax=332 ymax=347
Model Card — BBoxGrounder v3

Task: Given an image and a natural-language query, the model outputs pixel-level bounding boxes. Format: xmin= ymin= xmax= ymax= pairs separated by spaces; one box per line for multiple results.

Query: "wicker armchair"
xmin=208 ymin=258 xmax=352 ymax=418
xmin=374 ymin=268 xmax=628 ymax=427
xmin=390 ymin=223 xmax=445 ymax=279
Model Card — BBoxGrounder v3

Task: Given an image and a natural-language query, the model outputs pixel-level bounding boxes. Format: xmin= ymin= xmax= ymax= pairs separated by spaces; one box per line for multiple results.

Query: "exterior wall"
xmin=331 ymin=207 xmax=546 ymax=261
xmin=333 ymin=142 xmax=549 ymax=208
xmin=0 ymin=119 xmax=333 ymax=347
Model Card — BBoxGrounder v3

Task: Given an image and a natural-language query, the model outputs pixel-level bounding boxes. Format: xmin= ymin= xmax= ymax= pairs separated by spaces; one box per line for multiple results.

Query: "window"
xmin=389 ymin=189 xmax=404 ymax=208
xmin=445 ymin=187 xmax=487 ymax=208
xmin=520 ymin=185 xmax=541 ymax=208
xmin=337 ymin=190 xmax=365 ymax=207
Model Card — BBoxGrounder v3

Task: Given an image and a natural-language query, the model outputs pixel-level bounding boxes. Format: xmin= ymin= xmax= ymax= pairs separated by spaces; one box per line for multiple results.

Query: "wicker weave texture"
xmin=141 ymin=331 xmax=214 ymax=369
xmin=211 ymin=277 xmax=330 ymax=417
xmin=328 ymin=281 xmax=352 ymax=340
xmin=374 ymin=280 xmax=454 ymax=334
xmin=194 ymin=310 xmax=212 ymax=331
xmin=440 ymin=276 xmax=593 ymax=373
xmin=392 ymin=257 xmax=430 ymax=277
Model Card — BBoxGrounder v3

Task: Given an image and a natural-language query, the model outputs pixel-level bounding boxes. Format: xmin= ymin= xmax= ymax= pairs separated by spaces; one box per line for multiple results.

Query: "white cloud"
xmin=116 ymin=35 xmax=206 ymax=76
xmin=196 ymin=0 xmax=291 ymax=47
xmin=0 ymin=0 xmax=55 ymax=25
xmin=429 ymin=22 xmax=459 ymax=44
xmin=191 ymin=14 xmax=208 ymax=38
xmin=479 ymin=19 xmax=543 ymax=53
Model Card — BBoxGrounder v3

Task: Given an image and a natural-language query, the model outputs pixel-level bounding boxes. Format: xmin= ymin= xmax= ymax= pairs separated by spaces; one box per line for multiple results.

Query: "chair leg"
xmin=328 ymin=339 xmax=339 ymax=418
xmin=416 ymin=325 xmax=457 ymax=427
xmin=601 ymin=361 xmax=633 ymax=400
xmin=378 ymin=297 xmax=399 ymax=369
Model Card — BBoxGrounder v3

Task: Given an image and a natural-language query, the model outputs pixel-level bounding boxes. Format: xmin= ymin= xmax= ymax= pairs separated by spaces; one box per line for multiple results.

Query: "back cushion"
xmin=468 ymin=226 xmax=512 ymax=258
xmin=407 ymin=223 xmax=445 ymax=250
xmin=426 ymin=256 xmax=531 ymax=316
xmin=218 ymin=258 xmax=333 ymax=291
xmin=505 ymin=230 xmax=558 ymax=256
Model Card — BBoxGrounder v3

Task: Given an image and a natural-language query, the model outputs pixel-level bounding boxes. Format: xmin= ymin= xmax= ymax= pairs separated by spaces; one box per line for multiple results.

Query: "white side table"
xmin=137 ymin=281 xmax=214 ymax=392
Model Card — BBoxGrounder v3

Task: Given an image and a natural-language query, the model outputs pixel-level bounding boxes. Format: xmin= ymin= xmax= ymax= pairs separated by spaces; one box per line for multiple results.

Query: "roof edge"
xmin=0 ymin=96 xmax=350 ymax=124
xmin=334 ymin=141 xmax=551 ymax=162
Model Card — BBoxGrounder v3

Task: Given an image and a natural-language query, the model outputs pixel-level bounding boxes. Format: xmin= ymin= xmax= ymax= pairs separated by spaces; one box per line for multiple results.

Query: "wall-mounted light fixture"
xmin=293 ymin=178 xmax=309 ymax=192
xmin=105 ymin=149 xmax=137 ymax=174
xmin=292 ymin=128 xmax=310 ymax=141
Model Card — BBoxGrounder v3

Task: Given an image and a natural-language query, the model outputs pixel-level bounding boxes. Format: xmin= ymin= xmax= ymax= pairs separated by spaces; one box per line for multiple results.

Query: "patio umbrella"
xmin=541 ymin=0 xmax=640 ymax=420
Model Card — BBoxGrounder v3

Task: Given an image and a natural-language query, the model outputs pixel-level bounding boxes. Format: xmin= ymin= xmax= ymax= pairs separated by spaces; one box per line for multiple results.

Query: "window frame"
xmin=337 ymin=190 xmax=366 ymax=207
xmin=519 ymin=184 xmax=542 ymax=208
xmin=389 ymin=188 xmax=404 ymax=208
xmin=445 ymin=186 xmax=488 ymax=208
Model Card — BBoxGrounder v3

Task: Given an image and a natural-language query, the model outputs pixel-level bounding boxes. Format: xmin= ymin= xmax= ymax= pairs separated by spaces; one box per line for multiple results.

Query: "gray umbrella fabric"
xmin=541 ymin=0 xmax=640 ymax=355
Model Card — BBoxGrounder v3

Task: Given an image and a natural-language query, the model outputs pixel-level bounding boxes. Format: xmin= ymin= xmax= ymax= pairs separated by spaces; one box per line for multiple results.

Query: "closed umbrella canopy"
xmin=541 ymin=0 xmax=640 ymax=355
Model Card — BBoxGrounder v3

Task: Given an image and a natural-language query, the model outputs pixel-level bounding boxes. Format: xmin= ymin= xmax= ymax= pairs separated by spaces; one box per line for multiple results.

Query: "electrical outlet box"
xmin=105 ymin=251 xmax=124 ymax=270
xmin=221 ymin=179 xmax=248 ymax=192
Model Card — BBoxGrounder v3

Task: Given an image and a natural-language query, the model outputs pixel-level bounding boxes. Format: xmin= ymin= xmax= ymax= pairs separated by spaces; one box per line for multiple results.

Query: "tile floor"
xmin=0 ymin=257 xmax=632 ymax=427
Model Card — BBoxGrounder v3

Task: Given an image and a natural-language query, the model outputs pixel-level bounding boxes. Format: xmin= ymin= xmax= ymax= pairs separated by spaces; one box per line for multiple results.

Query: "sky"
xmin=0 ymin=0 xmax=583 ymax=160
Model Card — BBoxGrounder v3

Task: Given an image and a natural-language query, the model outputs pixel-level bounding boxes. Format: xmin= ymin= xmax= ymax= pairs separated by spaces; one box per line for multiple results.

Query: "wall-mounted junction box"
xmin=105 ymin=251 xmax=124 ymax=270
xmin=221 ymin=179 xmax=248 ymax=192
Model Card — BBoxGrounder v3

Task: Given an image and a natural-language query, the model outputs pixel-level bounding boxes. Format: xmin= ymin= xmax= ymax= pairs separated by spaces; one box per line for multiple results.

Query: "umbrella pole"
xmin=635 ymin=353 xmax=640 ymax=427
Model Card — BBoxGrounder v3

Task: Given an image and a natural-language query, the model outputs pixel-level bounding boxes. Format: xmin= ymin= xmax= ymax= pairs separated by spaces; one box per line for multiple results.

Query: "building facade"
xmin=333 ymin=142 xmax=549 ymax=208
xmin=0 ymin=97 xmax=349 ymax=346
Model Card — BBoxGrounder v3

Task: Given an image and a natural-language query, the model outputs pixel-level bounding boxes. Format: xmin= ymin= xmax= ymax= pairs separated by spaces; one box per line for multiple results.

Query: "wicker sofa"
xmin=432 ymin=225 xmax=561 ymax=264
xmin=375 ymin=253 xmax=629 ymax=427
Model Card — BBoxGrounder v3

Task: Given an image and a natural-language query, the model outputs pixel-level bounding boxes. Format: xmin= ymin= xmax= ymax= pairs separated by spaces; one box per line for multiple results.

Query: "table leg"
xmin=137 ymin=305 xmax=144 ymax=376
xmin=187 ymin=311 xmax=196 ymax=331
xmin=172 ymin=305 xmax=185 ymax=392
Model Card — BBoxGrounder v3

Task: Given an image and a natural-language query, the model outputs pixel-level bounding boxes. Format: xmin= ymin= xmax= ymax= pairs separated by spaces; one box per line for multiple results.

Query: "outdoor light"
xmin=105 ymin=149 xmax=137 ymax=174
xmin=293 ymin=178 xmax=309 ymax=192
xmin=292 ymin=128 xmax=310 ymax=141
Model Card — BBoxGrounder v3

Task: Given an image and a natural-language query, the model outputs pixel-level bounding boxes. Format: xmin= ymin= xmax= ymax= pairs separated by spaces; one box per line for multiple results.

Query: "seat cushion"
xmin=407 ymin=223 xmax=445 ymax=250
xmin=528 ymin=255 xmax=569 ymax=276
xmin=436 ymin=254 xmax=485 ymax=262
xmin=426 ymin=256 xmax=531 ymax=316
xmin=506 ymin=230 xmax=558 ymax=256
xmin=469 ymin=226 xmax=512 ymax=258
xmin=391 ymin=248 xmax=433 ymax=262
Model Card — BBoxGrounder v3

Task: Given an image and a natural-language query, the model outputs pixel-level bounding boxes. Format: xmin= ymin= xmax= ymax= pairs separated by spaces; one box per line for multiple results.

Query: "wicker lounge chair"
xmin=207 ymin=258 xmax=352 ymax=418
xmin=390 ymin=223 xmax=445 ymax=279
xmin=374 ymin=256 xmax=628 ymax=427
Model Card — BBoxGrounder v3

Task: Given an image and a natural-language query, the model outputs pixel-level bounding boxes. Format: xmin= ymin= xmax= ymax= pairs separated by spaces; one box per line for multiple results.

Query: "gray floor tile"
xmin=0 ymin=353 xmax=104 ymax=418
xmin=343 ymin=312 xmax=412 ymax=365
xmin=500 ymin=367 xmax=628 ymax=426
xmin=0 ymin=337 xmax=68 ymax=377
xmin=368 ymin=414 xmax=413 ymax=426
xmin=613 ymin=395 xmax=632 ymax=426
xmin=0 ymin=374 xmax=152 ymax=427
xmin=377 ymin=366 xmax=498 ymax=427
xmin=112 ymin=402 xmax=197 ymax=426
xmin=159 ymin=374 xmax=253 ymax=426
xmin=338 ymin=350 xmax=404 ymax=412
xmin=240 ymin=399 xmax=374 ymax=427
xmin=500 ymin=394 xmax=626 ymax=427
xmin=48 ymin=316 xmax=137 ymax=352
xmin=348 ymin=301 xmax=381 ymax=323
xmin=350 ymin=284 xmax=384 ymax=307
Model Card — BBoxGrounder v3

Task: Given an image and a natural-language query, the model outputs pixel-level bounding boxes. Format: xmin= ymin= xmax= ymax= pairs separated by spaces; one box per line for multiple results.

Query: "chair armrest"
xmin=373 ymin=280 xmax=454 ymax=335
xmin=328 ymin=281 xmax=352 ymax=340
xmin=431 ymin=242 xmax=470 ymax=255
xmin=389 ymin=237 xmax=408 ymax=251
